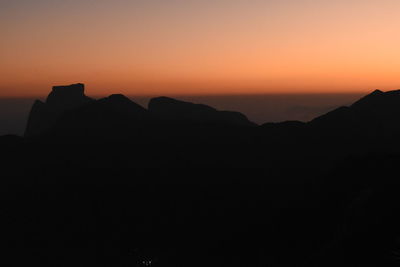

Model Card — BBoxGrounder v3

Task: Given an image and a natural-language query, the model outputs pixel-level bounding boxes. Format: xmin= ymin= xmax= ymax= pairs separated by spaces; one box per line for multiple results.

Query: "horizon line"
xmin=0 ymin=90 xmax=374 ymax=99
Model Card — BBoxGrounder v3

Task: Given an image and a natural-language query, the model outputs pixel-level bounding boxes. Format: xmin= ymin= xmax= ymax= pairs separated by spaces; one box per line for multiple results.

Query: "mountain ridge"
xmin=24 ymin=84 xmax=257 ymax=138
xmin=3 ymin=85 xmax=400 ymax=267
xmin=22 ymin=84 xmax=400 ymax=144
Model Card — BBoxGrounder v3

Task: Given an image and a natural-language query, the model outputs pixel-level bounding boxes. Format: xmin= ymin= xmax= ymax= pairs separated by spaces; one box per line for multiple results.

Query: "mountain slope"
xmin=309 ymin=89 xmax=400 ymax=138
xmin=148 ymin=96 xmax=256 ymax=127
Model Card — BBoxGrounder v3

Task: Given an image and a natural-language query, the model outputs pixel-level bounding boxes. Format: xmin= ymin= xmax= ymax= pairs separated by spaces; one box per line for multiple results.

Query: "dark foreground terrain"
xmin=2 ymin=84 xmax=400 ymax=266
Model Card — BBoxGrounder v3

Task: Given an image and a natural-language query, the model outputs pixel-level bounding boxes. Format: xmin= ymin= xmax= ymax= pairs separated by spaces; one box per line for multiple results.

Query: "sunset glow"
xmin=2 ymin=0 xmax=400 ymax=96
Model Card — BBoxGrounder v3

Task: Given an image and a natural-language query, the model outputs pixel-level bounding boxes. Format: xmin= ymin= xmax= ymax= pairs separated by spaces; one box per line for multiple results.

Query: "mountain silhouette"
xmin=3 ymin=84 xmax=400 ymax=267
xmin=19 ymin=84 xmax=400 ymax=161
xmin=24 ymin=84 xmax=256 ymax=140
xmin=148 ymin=96 xmax=256 ymax=126
xmin=309 ymin=89 xmax=400 ymax=140
xmin=25 ymin=83 xmax=93 ymax=137
xmin=22 ymin=84 xmax=400 ymax=155
xmin=45 ymin=93 xmax=156 ymax=140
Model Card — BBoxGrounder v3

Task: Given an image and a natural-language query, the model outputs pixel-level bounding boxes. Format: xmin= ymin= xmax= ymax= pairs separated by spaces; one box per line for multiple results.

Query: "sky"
xmin=1 ymin=0 xmax=400 ymax=97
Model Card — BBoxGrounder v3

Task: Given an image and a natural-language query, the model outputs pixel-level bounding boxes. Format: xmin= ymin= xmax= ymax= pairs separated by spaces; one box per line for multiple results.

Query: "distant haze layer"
xmin=1 ymin=1 xmax=400 ymax=96
xmin=0 ymin=93 xmax=362 ymax=136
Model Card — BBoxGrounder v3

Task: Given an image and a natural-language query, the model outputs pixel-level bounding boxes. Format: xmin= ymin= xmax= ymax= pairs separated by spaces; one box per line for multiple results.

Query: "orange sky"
xmin=1 ymin=0 xmax=400 ymax=97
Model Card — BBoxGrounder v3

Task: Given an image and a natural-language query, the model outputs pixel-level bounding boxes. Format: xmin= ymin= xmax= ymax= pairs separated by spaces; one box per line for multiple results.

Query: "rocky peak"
xmin=350 ymin=89 xmax=400 ymax=109
xmin=51 ymin=83 xmax=85 ymax=95
xmin=46 ymin=83 xmax=91 ymax=109
xmin=25 ymin=83 xmax=93 ymax=137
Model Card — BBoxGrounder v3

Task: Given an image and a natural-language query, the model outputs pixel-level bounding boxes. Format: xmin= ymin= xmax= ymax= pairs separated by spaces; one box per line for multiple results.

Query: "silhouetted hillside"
xmin=15 ymin=84 xmax=400 ymax=168
xmin=25 ymin=85 xmax=256 ymax=141
xmin=148 ymin=96 xmax=256 ymax=126
xmin=45 ymin=93 xmax=156 ymax=140
xmin=2 ymin=84 xmax=400 ymax=267
xmin=25 ymin=83 xmax=93 ymax=137
xmin=310 ymin=89 xmax=400 ymax=138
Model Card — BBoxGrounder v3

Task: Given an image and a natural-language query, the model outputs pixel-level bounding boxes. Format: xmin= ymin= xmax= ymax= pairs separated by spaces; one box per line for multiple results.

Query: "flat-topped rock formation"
xmin=46 ymin=83 xmax=91 ymax=109
xmin=25 ymin=83 xmax=93 ymax=137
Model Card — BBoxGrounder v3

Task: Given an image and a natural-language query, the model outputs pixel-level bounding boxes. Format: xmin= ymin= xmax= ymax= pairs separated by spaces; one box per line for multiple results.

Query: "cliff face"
xmin=24 ymin=83 xmax=93 ymax=137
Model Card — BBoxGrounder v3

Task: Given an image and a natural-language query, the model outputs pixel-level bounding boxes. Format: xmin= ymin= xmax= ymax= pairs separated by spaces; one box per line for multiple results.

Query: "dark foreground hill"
xmin=2 ymin=84 xmax=400 ymax=266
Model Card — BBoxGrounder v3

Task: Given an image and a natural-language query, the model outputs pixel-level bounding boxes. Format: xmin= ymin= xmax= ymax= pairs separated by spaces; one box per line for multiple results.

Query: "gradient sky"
xmin=1 ymin=0 xmax=400 ymax=96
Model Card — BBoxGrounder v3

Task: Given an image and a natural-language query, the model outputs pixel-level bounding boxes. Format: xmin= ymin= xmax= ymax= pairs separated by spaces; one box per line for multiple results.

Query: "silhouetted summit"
xmin=46 ymin=83 xmax=91 ymax=109
xmin=48 ymin=93 xmax=152 ymax=139
xmin=350 ymin=89 xmax=384 ymax=108
xmin=148 ymin=96 xmax=256 ymax=126
xmin=25 ymin=83 xmax=93 ymax=137
xmin=309 ymin=89 xmax=400 ymax=138
xmin=97 ymin=94 xmax=149 ymax=119
xmin=351 ymin=89 xmax=400 ymax=109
